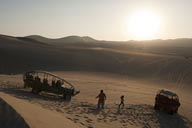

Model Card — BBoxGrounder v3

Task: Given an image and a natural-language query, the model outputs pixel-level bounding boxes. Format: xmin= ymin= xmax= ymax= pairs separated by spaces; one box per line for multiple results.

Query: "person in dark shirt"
xmin=96 ymin=90 xmax=106 ymax=109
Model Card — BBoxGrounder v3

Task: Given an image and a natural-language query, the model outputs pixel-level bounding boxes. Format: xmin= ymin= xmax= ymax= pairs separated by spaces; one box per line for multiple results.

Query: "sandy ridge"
xmin=0 ymin=92 xmax=84 ymax=128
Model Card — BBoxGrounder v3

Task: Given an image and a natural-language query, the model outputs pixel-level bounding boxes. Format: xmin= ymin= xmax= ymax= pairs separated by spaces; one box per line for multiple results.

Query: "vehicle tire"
xmin=63 ymin=94 xmax=72 ymax=101
xmin=66 ymin=95 xmax=72 ymax=101
xmin=168 ymin=110 xmax=174 ymax=115
xmin=175 ymin=109 xmax=178 ymax=113
xmin=32 ymin=87 xmax=41 ymax=94
xmin=24 ymin=83 xmax=27 ymax=88
xmin=32 ymin=88 xmax=37 ymax=94
xmin=154 ymin=104 xmax=160 ymax=110
xmin=37 ymin=89 xmax=41 ymax=94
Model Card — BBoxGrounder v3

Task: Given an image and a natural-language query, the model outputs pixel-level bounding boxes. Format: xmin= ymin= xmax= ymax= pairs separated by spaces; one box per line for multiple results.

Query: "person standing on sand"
xmin=118 ymin=95 xmax=124 ymax=109
xmin=96 ymin=90 xmax=106 ymax=109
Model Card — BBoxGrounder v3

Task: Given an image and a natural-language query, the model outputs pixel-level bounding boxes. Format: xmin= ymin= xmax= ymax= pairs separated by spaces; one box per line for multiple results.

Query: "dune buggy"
xmin=154 ymin=89 xmax=180 ymax=114
xmin=23 ymin=70 xmax=80 ymax=100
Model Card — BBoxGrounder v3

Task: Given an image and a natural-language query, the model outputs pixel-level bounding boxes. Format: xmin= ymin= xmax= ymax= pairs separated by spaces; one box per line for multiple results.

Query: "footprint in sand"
xmin=112 ymin=115 xmax=117 ymax=118
xmin=129 ymin=120 xmax=134 ymax=125
xmin=66 ymin=117 xmax=73 ymax=121
xmin=76 ymin=107 xmax=81 ymax=111
xmin=66 ymin=110 xmax=73 ymax=114
xmin=122 ymin=123 xmax=128 ymax=127
xmin=85 ymin=118 xmax=93 ymax=123
xmin=79 ymin=122 xmax=85 ymax=126
xmin=55 ymin=108 xmax=63 ymax=113
xmin=82 ymin=107 xmax=87 ymax=111
xmin=120 ymin=119 xmax=126 ymax=123
xmin=84 ymin=116 xmax=89 ymax=119
xmin=87 ymin=125 xmax=94 ymax=128
xmin=132 ymin=120 xmax=137 ymax=124
xmin=75 ymin=114 xmax=81 ymax=117
xmin=108 ymin=115 xmax=113 ymax=118
xmin=142 ymin=122 xmax=150 ymax=128
xmin=97 ymin=118 xmax=103 ymax=122
xmin=73 ymin=118 xmax=80 ymax=121
xmin=111 ymin=119 xmax=118 ymax=122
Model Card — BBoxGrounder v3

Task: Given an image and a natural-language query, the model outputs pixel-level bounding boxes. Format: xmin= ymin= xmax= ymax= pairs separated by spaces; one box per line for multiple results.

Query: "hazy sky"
xmin=0 ymin=0 xmax=192 ymax=40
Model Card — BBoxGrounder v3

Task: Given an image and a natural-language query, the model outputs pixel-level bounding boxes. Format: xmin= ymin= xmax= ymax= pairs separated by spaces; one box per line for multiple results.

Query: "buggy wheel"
xmin=32 ymin=88 xmax=37 ymax=94
xmin=63 ymin=94 xmax=72 ymax=101
xmin=168 ymin=110 xmax=174 ymax=115
xmin=32 ymin=87 xmax=41 ymax=94
xmin=154 ymin=104 xmax=160 ymax=110
xmin=24 ymin=83 xmax=27 ymax=88
xmin=175 ymin=108 xmax=178 ymax=113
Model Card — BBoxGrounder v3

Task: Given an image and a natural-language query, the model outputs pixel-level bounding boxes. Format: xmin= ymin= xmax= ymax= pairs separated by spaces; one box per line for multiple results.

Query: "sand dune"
xmin=1 ymin=34 xmax=192 ymax=85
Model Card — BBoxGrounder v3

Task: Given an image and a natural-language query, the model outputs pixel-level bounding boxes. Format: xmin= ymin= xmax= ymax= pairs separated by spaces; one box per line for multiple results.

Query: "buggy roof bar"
xmin=24 ymin=70 xmax=75 ymax=89
xmin=159 ymin=89 xmax=178 ymax=97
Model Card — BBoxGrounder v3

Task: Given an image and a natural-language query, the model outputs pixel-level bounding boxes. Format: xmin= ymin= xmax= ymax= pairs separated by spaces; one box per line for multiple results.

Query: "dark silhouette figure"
xmin=96 ymin=90 xmax=106 ymax=109
xmin=118 ymin=95 xmax=124 ymax=109
xmin=56 ymin=80 xmax=61 ymax=87
xmin=43 ymin=78 xmax=48 ymax=84
xmin=35 ymin=76 xmax=40 ymax=82
xmin=52 ymin=80 xmax=56 ymax=87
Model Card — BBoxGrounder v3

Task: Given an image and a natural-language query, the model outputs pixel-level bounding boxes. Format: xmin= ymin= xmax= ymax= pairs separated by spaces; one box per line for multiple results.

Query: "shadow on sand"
xmin=0 ymin=87 xmax=71 ymax=105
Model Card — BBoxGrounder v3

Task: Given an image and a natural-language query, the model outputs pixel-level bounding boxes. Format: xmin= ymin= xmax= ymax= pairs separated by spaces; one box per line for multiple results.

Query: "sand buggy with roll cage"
xmin=23 ymin=70 xmax=80 ymax=100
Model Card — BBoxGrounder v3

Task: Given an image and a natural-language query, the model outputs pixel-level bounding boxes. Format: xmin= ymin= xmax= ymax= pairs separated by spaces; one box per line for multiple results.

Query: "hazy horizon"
xmin=1 ymin=0 xmax=192 ymax=41
xmin=2 ymin=33 xmax=192 ymax=42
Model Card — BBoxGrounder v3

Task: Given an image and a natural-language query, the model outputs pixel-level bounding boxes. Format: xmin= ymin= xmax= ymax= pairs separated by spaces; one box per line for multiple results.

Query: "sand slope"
xmin=0 ymin=97 xmax=29 ymax=128
xmin=0 ymin=92 xmax=84 ymax=128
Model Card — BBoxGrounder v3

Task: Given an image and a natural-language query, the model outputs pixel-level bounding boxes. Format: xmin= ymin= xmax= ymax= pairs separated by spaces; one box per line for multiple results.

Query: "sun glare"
xmin=127 ymin=10 xmax=161 ymax=40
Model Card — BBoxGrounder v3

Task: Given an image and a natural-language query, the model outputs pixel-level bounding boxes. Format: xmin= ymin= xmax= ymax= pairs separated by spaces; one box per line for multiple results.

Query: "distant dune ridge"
xmin=26 ymin=35 xmax=97 ymax=44
xmin=1 ymin=34 xmax=192 ymax=84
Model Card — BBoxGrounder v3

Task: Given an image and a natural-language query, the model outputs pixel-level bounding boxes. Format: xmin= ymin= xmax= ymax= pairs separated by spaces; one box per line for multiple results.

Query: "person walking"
xmin=118 ymin=95 xmax=124 ymax=109
xmin=96 ymin=90 xmax=106 ymax=109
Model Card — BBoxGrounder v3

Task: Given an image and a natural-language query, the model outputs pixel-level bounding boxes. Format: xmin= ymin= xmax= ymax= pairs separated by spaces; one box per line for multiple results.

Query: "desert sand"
xmin=0 ymin=72 xmax=192 ymax=128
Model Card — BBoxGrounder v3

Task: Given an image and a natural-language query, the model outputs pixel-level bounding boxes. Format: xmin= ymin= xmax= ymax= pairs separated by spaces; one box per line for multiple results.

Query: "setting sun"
xmin=127 ymin=10 xmax=161 ymax=40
